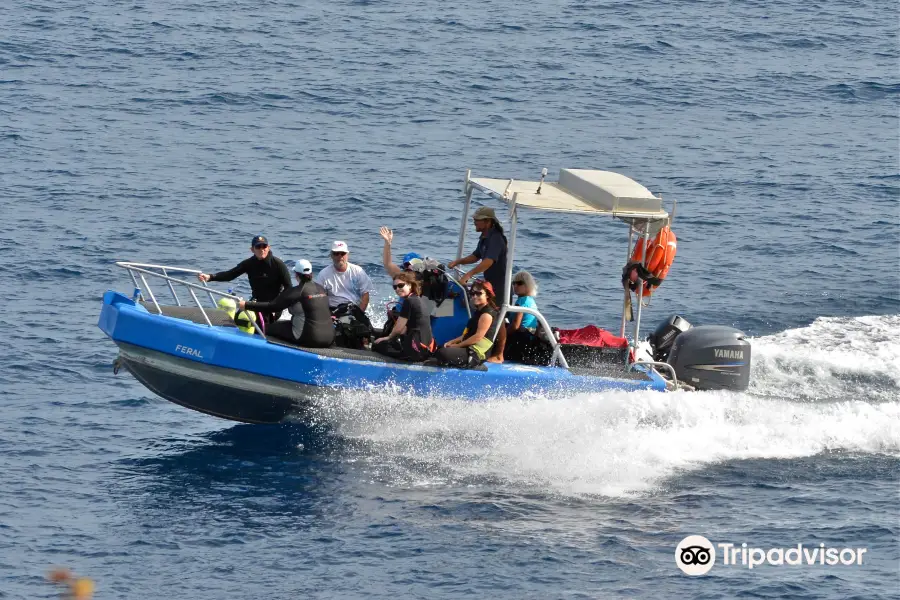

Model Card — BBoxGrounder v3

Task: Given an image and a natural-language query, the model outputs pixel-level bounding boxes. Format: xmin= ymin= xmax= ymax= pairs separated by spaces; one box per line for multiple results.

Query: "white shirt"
xmin=315 ymin=263 xmax=375 ymax=308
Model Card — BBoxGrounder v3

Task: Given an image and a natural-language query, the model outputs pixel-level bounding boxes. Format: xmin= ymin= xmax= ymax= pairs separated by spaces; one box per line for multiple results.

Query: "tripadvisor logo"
xmin=675 ymin=535 xmax=868 ymax=575
xmin=676 ymin=535 xmax=715 ymax=575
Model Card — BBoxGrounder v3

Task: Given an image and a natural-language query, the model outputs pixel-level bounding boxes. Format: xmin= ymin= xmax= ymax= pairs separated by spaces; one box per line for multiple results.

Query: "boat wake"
xmin=749 ymin=314 xmax=900 ymax=402
xmin=310 ymin=315 xmax=900 ymax=497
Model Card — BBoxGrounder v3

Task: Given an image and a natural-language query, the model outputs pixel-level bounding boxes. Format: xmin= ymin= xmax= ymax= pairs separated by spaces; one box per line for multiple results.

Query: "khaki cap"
xmin=473 ymin=206 xmax=499 ymax=223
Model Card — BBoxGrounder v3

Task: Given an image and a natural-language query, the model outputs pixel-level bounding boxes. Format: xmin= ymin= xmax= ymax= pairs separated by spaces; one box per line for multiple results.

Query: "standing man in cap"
xmin=447 ymin=206 xmax=509 ymax=362
xmin=198 ymin=234 xmax=292 ymax=325
xmin=448 ymin=206 xmax=509 ymax=296
xmin=239 ymin=259 xmax=334 ymax=348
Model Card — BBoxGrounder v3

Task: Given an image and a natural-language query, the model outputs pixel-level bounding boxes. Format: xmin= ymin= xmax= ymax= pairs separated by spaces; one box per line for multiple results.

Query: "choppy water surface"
xmin=1 ymin=0 xmax=898 ymax=598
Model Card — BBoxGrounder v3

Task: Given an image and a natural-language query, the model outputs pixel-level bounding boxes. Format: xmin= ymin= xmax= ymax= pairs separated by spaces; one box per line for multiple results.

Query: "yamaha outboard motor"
xmin=667 ymin=326 xmax=751 ymax=391
xmin=648 ymin=315 xmax=692 ymax=362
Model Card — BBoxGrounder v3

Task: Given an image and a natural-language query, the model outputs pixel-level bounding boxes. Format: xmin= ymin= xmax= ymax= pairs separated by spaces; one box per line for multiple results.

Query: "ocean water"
xmin=1 ymin=0 xmax=898 ymax=598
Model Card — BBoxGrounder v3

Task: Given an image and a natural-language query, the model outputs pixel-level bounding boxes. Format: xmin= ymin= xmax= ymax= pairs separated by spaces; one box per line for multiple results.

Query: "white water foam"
xmin=315 ymin=315 xmax=900 ymax=497
xmin=749 ymin=314 xmax=900 ymax=401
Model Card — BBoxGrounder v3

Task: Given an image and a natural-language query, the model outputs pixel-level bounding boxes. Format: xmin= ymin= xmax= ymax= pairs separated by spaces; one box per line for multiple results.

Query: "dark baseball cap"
xmin=251 ymin=235 xmax=269 ymax=247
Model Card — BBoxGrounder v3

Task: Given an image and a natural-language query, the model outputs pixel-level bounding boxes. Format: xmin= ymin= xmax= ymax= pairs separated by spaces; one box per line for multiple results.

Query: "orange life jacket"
xmin=628 ymin=225 xmax=677 ymax=297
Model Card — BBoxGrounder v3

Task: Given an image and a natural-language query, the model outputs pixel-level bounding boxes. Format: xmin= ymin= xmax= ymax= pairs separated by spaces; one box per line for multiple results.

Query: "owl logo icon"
xmin=675 ymin=535 xmax=716 ymax=575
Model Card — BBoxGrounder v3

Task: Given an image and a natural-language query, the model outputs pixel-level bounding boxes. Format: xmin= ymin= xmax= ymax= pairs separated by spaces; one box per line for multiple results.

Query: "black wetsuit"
xmin=245 ymin=280 xmax=334 ymax=348
xmin=208 ymin=254 xmax=292 ymax=323
xmin=373 ymin=294 xmax=434 ymax=362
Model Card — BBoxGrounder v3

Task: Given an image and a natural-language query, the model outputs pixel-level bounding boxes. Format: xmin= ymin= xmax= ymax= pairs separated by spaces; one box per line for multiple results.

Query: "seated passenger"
xmin=317 ymin=240 xmax=375 ymax=311
xmin=378 ymin=226 xmax=427 ymax=335
xmin=503 ymin=271 xmax=551 ymax=364
xmin=316 ymin=240 xmax=375 ymax=346
xmin=372 ymin=273 xmax=435 ymax=362
xmin=487 ymin=270 xmax=540 ymax=364
xmin=432 ymin=281 xmax=498 ymax=368
xmin=510 ymin=271 xmax=539 ymax=334
xmin=239 ymin=259 xmax=334 ymax=348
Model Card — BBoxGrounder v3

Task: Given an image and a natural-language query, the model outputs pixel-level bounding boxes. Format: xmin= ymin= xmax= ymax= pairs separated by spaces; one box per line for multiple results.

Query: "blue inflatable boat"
xmin=98 ymin=168 xmax=751 ymax=424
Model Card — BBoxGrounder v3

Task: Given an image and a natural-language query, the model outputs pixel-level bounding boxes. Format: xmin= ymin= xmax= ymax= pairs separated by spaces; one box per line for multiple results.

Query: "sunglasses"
xmin=331 ymin=251 xmax=347 ymax=256
xmin=254 ymin=244 xmax=268 ymax=249
xmin=513 ymin=280 xmax=525 ymax=285
xmin=469 ymin=290 xmax=486 ymax=297
xmin=392 ymin=282 xmax=408 ymax=290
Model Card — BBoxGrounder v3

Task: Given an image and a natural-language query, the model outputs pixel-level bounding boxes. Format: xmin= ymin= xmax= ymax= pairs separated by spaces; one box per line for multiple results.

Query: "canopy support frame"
xmin=462 ymin=168 xmax=671 ymax=372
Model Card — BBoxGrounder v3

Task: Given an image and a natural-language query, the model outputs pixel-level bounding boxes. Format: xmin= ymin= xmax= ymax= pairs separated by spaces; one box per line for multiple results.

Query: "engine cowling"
xmin=647 ymin=314 xmax=692 ymax=362
xmin=667 ymin=326 xmax=751 ymax=391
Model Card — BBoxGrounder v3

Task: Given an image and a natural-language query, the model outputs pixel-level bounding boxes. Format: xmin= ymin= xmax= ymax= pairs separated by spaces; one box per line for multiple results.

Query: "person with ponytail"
xmin=372 ymin=272 xmax=435 ymax=362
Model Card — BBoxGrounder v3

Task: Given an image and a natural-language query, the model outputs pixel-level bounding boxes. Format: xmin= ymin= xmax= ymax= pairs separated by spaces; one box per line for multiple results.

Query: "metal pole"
xmin=201 ymin=281 xmax=217 ymax=308
xmin=187 ymin=288 xmax=213 ymax=327
xmin=549 ymin=343 xmax=569 ymax=369
xmin=633 ymin=360 xmax=678 ymax=385
xmin=619 ymin=224 xmax=635 ymax=337
xmin=502 ymin=304 xmax=568 ymax=368
xmin=127 ymin=269 xmax=141 ymax=299
xmin=139 ymin=273 xmax=162 ymax=314
xmin=438 ymin=267 xmax=472 ymax=318
xmin=456 ymin=170 xmax=473 ymax=261
xmin=162 ymin=268 xmax=182 ymax=306
xmin=503 ymin=202 xmax=517 ymax=309
xmin=491 ymin=202 xmax=517 ymax=343
xmin=633 ymin=221 xmax=651 ymax=347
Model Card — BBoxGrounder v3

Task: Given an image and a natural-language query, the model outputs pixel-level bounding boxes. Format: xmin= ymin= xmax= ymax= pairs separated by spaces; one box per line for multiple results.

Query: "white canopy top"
xmin=469 ymin=168 xmax=668 ymax=222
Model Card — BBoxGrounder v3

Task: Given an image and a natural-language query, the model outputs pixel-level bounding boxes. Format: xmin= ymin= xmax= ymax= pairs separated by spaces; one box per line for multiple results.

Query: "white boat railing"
xmin=115 ymin=261 xmax=266 ymax=336
xmin=631 ymin=360 xmax=679 ymax=387
xmin=441 ymin=266 xmax=473 ymax=318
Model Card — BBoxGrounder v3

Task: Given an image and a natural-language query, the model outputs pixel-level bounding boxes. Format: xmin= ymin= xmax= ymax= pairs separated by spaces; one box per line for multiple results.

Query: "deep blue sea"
xmin=1 ymin=0 xmax=898 ymax=598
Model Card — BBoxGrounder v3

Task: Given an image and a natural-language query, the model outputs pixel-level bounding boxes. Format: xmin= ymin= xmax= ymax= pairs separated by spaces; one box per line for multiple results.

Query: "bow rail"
xmin=115 ymin=261 xmax=265 ymax=336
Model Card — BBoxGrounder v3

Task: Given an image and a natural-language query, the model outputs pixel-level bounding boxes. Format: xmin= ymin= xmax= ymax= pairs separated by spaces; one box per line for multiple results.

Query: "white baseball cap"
xmin=331 ymin=241 xmax=349 ymax=253
xmin=293 ymin=259 xmax=313 ymax=274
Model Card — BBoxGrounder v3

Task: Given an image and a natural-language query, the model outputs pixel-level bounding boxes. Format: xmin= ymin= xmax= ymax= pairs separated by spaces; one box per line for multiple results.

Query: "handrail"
xmin=115 ymin=262 xmax=266 ymax=337
xmin=119 ymin=261 xmax=217 ymax=306
xmin=630 ymin=359 xmax=679 ymax=387
xmin=438 ymin=265 xmax=472 ymax=318
xmin=492 ymin=304 xmax=569 ymax=369
xmin=117 ymin=261 xmax=204 ymax=275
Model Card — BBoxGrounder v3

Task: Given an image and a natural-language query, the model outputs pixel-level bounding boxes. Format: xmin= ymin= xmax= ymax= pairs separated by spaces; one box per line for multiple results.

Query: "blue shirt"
xmin=515 ymin=295 xmax=538 ymax=330
xmin=473 ymin=227 xmax=508 ymax=299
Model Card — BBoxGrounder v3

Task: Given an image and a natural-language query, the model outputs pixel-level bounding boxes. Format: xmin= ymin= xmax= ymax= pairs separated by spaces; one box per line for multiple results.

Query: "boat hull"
xmin=99 ymin=290 xmax=666 ymax=423
xmin=117 ymin=343 xmax=325 ymax=424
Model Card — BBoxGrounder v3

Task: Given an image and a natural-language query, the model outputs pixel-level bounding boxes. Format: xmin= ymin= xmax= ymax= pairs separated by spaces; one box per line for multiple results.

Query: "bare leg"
xmin=487 ymin=324 xmax=507 ymax=363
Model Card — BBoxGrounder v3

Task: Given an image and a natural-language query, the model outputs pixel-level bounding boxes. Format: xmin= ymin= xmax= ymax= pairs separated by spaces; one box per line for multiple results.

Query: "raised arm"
xmin=380 ymin=226 xmax=403 ymax=278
